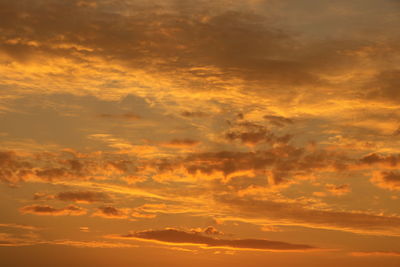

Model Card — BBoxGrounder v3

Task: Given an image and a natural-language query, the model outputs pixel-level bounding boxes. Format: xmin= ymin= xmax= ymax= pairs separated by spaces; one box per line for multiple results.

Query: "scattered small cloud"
xmin=92 ymin=206 xmax=129 ymax=219
xmin=325 ymin=184 xmax=351 ymax=196
xmin=20 ymin=205 xmax=87 ymax=216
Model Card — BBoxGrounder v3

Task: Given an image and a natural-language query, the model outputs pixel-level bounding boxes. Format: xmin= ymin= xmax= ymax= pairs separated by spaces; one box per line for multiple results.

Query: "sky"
xmin=0 ymin=0 xmax=400 ymax=266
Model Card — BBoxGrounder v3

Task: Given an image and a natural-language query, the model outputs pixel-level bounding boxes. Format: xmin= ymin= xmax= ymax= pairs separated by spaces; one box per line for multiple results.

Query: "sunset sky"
xmin=1 ymin=0 xmax=400 ymax=266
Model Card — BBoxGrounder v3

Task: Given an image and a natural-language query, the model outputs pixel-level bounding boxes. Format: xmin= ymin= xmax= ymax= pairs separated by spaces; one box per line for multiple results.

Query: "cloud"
xmin=50 ymin=239 xmax=137 ymax=248
xmin=359 ymin=153 xmax=400 ymax=167
xmin=20 ymin=204 xmax=87 ymax=216
xmin=371 ymin=171 xmax=400 ymax=191
xmin=365 ymin=70 xmax=400 ymax=104
xmin=113 ymin=228 xmax=316 ymax=251
xmin=325 ymin=184 xmax=351 ymax=196
xmin=55 ymin=190 xmax=111 ymax=203
xmin=0 ymin=0 xmax=376 ymax=103
xmin=79 ymin=227 xmax=90 ymax=232
xmin=203 ymin=226 xmax=224 ymax=236
xmin=149 ymin=143 xmax=349 ymax=184
xmin=350 ymin=251 xmax=400 ymax=257
xmin=161 ymin=139 xmax=200 ymax=148
xmin=130 ymin=211 xmax=156 ymax=219
xmin=264 ymin=115 xmax=294 ymax=127
xmin=0 ymin=150 xmax=138 ymax=186
xmin=216 ymin=195 xmax=400 ymax=236
xmin=181 ymin=111 xmax=208 ymax=118
xmin=0 ymin=233 xmax=136 ymax=248
xmin=190 ymin=226 xmax=224 ymax=236
xmin=0 ymin=151 xmax=32 ymax=186
xmin=92 ymin=206 xmax=129 ymax=219
xmin=313 ymin=184 xmax=351 ymax=197
xmin=132 ymin=203 xmax=197 ymax=216
xmin=0 ymin=232 xmax=40 ymax=247
xmin=224 ymin=121 xmax=292 ymax=146
xmin=0 ymin=223 xmax=40 ymax=231
xmin=0 ymin=0 xmax=400 ymax=261
xmin=98 ymin=113 xmax=141 ymax=120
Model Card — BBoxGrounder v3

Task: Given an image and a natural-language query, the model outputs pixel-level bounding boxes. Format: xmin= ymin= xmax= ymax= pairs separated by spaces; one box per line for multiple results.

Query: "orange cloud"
xmin=217 ymin=195 xmax=400 ymax=236
xmin=0 ymin=223 xmax=41 ymax=231
xmin=0 ymin=232 xmax=40 ymax=247
xmin=371 ymin=171 xmax=400 ymax=191
xmin=359 ymin=153 xmax=400 ymax=168
xmin=190 ymin=226 xmax=224 ymax=236
xmin=92 ymin=206 xmax=129 ymax=219
xmin=181 ymin=111 xmax=208 ymax=118
xmin=350 ymin=251 xmax=400 ymax=257
xmin=113 ymin=228 xmax=316 ymax=251
xmin=325 ymin=184 xmax=351 ymax=196
xmin=161 ymin=139 xmax=200 ymax=148
xmin=0 ymin=151 xmax=32 ymax=186
xmin=55 ymin=190 xmax=111 ymax=203
xmin=20 ymin=204 xmax=87 ymax=216
xmin=0 ymin=150 xmax=139 ymax=186
xmin=79 ymin=227 xmax=90 ymax=232
xmin=98 ymin=113 xmax=141 ymax=120
xmin=51 ymin=239 xmax=137 ymax=248
xmin=365 ymin=70 xmax=400 ymax=104
xmin=264 ymin=115 xmax=294 ymax=127
xmin=225 ymin=121 xmax=292 ymax=146
xmin=147 ymin=144 xmax=349 ymax=185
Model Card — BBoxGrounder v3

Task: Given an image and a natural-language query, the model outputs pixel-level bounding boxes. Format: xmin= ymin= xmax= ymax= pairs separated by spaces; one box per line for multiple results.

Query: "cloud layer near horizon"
xmin=114 ymin=228 xmax=316 ymax=251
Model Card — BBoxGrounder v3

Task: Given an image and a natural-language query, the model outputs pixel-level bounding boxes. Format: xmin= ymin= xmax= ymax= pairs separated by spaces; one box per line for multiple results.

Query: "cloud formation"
xmin=115 ymin=228 xmax=316 ymax=251
xmin=225 ymin=121 xmax=292 ymax=146
xmin=161 ymin=139 xmax=200 ymax=148
xmin=55 ymin=191 xmax=111 ymax=203
xmin=371 ymin=171 xmax=400 ymax=191
xmin=0 ymin=223 xmax=40 ymax=231
xmin=0 ymin=150 xmax=138 ymax=186
xmin=0 ymin=151 xmax=32 ymax=186
xmin=98 ymin=113 xmax=141 ymax=120
xmin=264 ymin=115 xmax=294 ymax=127
xmin=1 ymin=1 xmax=400 ymax=264
xmin=149 ymin=143 xmax=349 ymax=184
xmin=217 ymin=195 xmax=400 ymax=236
xmin=51 ymin=239 xmax=137 ymax=248
xmin=325 ymin=184 xmax=351 ymax=196
xmin=350 ymin=251 xmax=400 ymax=257
xmin=20 ymin=204 xmax=87 ymax=216
xmin=92 ymin=206 xmax=129 ymax=219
